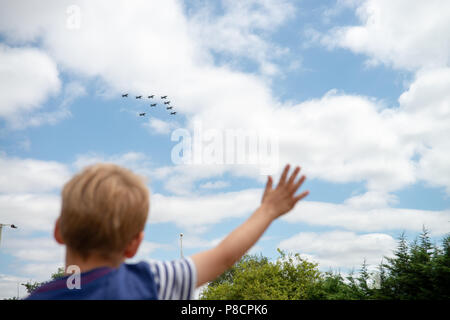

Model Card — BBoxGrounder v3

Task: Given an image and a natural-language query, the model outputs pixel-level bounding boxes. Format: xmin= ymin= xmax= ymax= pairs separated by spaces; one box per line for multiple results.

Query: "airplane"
xmin=170 ymin=112 xmax=176 ymax=115
xmin=166 ymin=106 xmax=173 ymax=110
xmin=150 ymin=103 xmax=157 ymax=107
xmin=148 ymin=95 xmax=154 ymax=98
xmin=161 ymin=96 xmax=168 ymax=99
xmin=139 ymin=113 xmax=146 ymax=116
xmin=122 ymin=93 xmax=128 ymax=97
xmin=136 ymin=96 xmax=142 ymax=99
xmin=164 ymin=101 xmax=171 ymax=105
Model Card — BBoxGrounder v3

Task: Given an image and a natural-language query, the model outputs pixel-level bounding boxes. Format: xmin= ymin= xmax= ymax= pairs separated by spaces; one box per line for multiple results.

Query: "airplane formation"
xmin=121 ymin=93 xmax=177 ymax=117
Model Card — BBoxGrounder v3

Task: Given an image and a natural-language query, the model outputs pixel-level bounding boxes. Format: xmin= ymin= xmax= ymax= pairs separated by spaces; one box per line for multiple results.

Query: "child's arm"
xmin=191 ymin=164 xmax=309 ymax=287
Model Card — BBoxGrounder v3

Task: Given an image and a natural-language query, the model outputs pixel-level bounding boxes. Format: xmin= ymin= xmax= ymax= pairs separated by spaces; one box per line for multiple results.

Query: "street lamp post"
xmin=180 ymin=233 xmax=184 ymax=259
xmin=0 ymin=223 xmax=18 ymax=248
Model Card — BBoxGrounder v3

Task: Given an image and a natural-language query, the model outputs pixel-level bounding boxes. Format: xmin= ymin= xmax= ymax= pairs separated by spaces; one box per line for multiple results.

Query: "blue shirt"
xmin=25 ymin=258 xmax=197 ymax=300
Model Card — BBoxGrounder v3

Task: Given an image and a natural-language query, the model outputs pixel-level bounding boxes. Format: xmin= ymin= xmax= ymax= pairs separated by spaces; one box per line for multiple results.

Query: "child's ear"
xmin=124 ymin=231 xmax=144 ymax=259
xmin=54 ymin=217 xmax=65 ymax=245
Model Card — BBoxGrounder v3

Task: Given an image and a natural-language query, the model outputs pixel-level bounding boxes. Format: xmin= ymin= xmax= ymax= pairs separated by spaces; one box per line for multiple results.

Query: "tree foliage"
xmin=22 ymin=266 xmax=65 ymax=294
xmin=201 ymin=230 xmax=450 ymax=300
xmin=376 ymin=229 xmax=450 ymax=300
xmin=200 ymin=249 xmax=322 ymax=299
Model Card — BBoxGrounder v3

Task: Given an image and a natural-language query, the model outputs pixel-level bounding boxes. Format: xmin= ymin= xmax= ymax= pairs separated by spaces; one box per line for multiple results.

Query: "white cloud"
xmin=4 ymin=237 xmax=64 ymax=263
xmin=0 ymin=0 xmax=66 ymax=43
xmin=274 ymin=92 xmax=416 ymax=192
xmin=0 ymin=46 xmax=84 ymax=129
xmin=145 ymin=118 xmax=178 ymax=135
xmin=0 ymin=234 xmax=64 ymax=283
xmin=155 ymin=90 xmax=418 ymax=196
xmin=149 ymin=188 xmax=261 ymax=232
xmin=152 ymin=164 xmax=231 ymax=196
xmin=0 ymin=44 xmax=60 ymax=120
xmin=321 ymin=0 xmax=450 ymax=70
xmin=0 ymin=193 xmax=60 ymax=234
xmin=62 ymin=81 xmax=86 ymax=105
xmin=306 ymin=1 xmax=450 ymax=195
xmin=168 ymin=234 xmax=223 ymax=251
xmin=188 ymin=0 xmax=295 ymax=75
xmin=0 ymin=154 xmax=71 ymax=193
xmin=8 ymin=82 xmax=85 ymax=130
xmin=391 ymin=68 xmax=450 ymax=194
xmin=149 ymin=184 xmax=450 ymax=235
xmin=20 ymin=262 xmax=64 ymax=282
xmin=199 ymin=180 xmax=230 ymax=190
xmin=73 ymin=151 xmax=153 ymax=181
xmin=417 ymin=141 xmax=450 ymax=194
xmin=283 ymin=197 xmax=450 ymax=236
xmin=279 ymin=231 xmax=397 ymax=270
xmin=127 ymin=241 xmax=168 ymax=263
xmin=318 ymin=0 xmax=450 ymax=71
xmin=0 ymin=274 xmax=30 ymax=300
xmin=344 ymin=190 xmax=398 ymax=209
xmin=19 ymin=81 xmax=86 ymax=129
xmin=0 ymin=0 xmax=204 ymax=96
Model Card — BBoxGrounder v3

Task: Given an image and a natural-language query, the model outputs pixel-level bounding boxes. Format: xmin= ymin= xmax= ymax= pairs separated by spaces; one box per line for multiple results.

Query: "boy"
xmin=26 ymin=163 xmax=308 ymax=299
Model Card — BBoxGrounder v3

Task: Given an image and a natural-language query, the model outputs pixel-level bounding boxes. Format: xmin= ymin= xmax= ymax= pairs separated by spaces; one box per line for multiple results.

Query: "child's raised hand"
xmin=192 ymin=164 xmax=309 ymax=287
xmin=261 ymin=164 xmax=309 ymax=220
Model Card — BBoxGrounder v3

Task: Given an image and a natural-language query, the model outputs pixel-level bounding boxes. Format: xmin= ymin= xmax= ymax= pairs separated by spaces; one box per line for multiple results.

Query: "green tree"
xmin=22 ymin=281 xmax=42 ymax=294
xmin=22 ymin=266 xmax=65 ymax=294
xmin=314 ymin=271 xmax=358 ymax=300
xmin=354 ymin=259 xmax=375 ymax=299
xmin=378 ymin=229 xmax=450 ymax=299
xmin=381 ymin=232 xmax=413 ymax=299
xmin=373 ymin=258 xmax=389 ymax=299
xmin=408 ymin=227 xmax=434 ymax=298
xmin=430 ymin=235 xmax=450 ymax=299
xmin=50 ymin=267 xmax=66 ymax=280
xmin=200 ymin=250 xmax=323 ymax=300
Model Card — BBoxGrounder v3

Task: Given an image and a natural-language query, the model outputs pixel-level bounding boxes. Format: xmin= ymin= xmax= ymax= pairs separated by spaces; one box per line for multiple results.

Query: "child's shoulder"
xmin=142 ymin=257 xmax=197 ymax=300
xmin=26 ymin=264 xmax=156 ymax=300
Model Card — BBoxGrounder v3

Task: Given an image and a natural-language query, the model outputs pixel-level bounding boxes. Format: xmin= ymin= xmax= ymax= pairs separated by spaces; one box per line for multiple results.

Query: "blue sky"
xmin=0 ymin=0 xmax=449 ymax=298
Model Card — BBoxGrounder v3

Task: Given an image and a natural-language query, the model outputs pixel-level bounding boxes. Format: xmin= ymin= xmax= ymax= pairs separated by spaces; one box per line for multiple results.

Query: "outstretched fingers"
xmin=287 ymin=166 xmax=301 ymax=187
xmin=291 ymin=171 xmax=308 ymax=203
xmin=291 ymin=174 xmax=306 ymax=194
xmin=277 ymin=164 xmax=290 ymax=187
xmin=274 ymin=164 xmax=309 ymax=204
xmin=294 ymin=190 xmax=309 ymax=204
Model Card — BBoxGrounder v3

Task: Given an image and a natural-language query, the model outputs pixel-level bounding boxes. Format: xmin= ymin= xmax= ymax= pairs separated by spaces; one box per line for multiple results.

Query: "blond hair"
xmin=59 ymin=163 xmax=149 ymax=259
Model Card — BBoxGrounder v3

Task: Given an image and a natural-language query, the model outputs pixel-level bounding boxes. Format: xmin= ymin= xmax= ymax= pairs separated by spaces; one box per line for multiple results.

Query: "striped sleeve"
xmin=148 ymin=257 xmax=197 ymax=300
